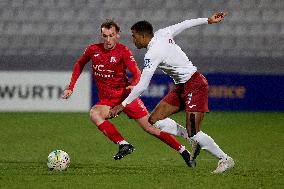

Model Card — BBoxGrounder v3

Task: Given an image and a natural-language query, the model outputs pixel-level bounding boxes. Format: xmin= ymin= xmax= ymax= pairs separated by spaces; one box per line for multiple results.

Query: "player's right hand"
xmin=109 ymin=104 xmax=125 ymax=118
xmin=62 ymin=89 xmax=73 ymax=99
xmin=208 ymin=12 xmax=228 ymax=24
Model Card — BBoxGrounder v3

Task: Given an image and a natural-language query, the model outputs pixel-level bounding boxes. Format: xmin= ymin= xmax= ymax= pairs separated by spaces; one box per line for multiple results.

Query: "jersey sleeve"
xmin=122 ymin=50 xmax=160 ymax=105
xmin=162 ymin=18 xmax=208 ymax=37
xmin=67 ymin=46 xmax=91 ymax=91
xmin=122 ymin=47 xmax=141 ymax=86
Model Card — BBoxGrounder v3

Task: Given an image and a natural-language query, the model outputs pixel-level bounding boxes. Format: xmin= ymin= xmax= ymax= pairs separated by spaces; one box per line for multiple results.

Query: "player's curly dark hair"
xmin=101 ymin=19 xmax=120 ymax=32
xmin=131 ymin=21 xmax=154 ymax=37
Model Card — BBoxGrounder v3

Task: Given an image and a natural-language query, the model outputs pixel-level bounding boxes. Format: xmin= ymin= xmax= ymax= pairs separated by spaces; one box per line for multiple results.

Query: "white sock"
xmin=153 ymin=118 xmax=189 ymax=139
xmin=118 ymin=140 xmax=129 ymax=145
xmin=191 ymin=131 xmax=228 ymax=160
xmin=178 ymin=145 xmax=186 ymax=154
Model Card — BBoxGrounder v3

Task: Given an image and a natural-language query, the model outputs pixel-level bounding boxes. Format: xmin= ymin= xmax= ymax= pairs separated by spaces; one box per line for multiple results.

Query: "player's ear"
xmin=116 ymin=32 xmax=121 ymax=38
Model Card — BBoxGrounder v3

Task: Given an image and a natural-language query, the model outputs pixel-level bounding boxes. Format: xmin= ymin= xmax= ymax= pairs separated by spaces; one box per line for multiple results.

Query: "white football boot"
xmin=212 ymin=156 xmax=235 ymax=174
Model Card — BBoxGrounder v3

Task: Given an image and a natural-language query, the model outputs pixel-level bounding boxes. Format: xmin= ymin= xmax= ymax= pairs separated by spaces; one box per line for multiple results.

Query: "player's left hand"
xmin=62 ymin=89 xmax=73 ymax=99
xmin=208 ymin=12 xmax=228 ymax=24
xmin=109 ymin=104 xmax=124 ymax=118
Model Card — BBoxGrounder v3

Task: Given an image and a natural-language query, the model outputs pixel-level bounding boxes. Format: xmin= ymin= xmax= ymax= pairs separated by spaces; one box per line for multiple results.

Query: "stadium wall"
xmin=0 ymin=71 xmax=90 ymax=112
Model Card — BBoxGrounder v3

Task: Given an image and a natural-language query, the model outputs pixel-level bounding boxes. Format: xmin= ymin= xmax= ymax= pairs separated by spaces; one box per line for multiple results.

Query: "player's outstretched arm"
xmin=62 ymin=89 xmax=73 ymax=99
xmin=208 ymin=12 xmax=228 ymax=24
xmin=62 ymin=47 xmax=91 ymax=100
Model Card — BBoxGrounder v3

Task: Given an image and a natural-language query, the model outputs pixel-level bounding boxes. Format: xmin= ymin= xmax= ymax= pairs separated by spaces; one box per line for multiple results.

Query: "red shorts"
xmin=97 ymin=98 xmax=149 ymax=119
xmin=163 ymin=71 xmax=209 ymax=112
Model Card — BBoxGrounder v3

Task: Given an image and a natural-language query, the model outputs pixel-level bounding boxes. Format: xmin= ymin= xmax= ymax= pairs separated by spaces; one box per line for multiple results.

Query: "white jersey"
xmin=123 ymin=18 xmax=208 ymax=106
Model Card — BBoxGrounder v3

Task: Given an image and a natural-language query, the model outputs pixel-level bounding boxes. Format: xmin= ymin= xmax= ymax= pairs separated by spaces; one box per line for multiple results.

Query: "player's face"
xmin=101 ymin=26 xmax=120 ymax=50
xmin=131 ymin=30 xmax=146 ymax=49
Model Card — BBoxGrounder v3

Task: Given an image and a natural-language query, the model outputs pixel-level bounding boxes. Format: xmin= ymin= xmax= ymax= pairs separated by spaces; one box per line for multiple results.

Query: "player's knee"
xmin=148 ymin=115 xmax=159 ymax=125
xmin=89 ymin=109 xmax=101 ymax=124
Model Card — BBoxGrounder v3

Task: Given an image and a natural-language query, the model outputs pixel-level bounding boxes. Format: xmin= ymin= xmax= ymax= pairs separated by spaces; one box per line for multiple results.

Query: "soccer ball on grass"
xmin=47 ymin=150 xmax=70 ymax=171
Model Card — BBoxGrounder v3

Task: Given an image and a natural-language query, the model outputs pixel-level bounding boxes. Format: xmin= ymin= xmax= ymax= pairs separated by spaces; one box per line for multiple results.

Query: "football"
xmin=47 ymin=150 xmax=70 ymax=171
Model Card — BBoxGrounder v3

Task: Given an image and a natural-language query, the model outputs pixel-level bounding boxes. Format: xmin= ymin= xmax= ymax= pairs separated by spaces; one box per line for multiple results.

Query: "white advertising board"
xmin=0 ymin=71 xmax=90 ymax=112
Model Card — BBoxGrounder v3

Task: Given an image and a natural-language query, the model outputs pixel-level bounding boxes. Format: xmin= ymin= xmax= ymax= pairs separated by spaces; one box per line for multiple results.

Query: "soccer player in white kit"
xmin=110 ymin=12 xmax=234 ymax=173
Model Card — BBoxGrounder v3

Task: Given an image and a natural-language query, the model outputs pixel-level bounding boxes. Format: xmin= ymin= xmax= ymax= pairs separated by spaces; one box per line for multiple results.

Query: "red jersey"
xmin=68 ymin=43 xmax=141 ymax=101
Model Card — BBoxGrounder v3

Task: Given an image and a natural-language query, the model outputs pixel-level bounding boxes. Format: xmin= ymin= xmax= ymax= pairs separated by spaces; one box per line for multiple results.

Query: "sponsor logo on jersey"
xmin=144 ymin=59 xmax=151 ymax=68
xmin=93 ymin=65 xmax=104 ymax=71
xmin=94 ymin=53 xmax=100 ymax=57
xmin=93 ymin=65 xmax=114 ymax=78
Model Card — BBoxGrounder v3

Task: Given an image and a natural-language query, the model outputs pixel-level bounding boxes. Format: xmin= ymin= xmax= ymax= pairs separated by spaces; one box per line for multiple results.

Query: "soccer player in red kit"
xmin=62 ymin=19 xmax=194 ymax=166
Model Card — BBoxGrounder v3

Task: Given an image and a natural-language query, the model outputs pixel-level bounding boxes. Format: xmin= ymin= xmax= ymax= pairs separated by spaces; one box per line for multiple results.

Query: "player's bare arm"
xmin=62 ymin=46 xmax=90 ymax=100
xmin=208 ymin=12 xmax=228 ymax=24
xmin=125 ymin=64 xmax=140 ymax=91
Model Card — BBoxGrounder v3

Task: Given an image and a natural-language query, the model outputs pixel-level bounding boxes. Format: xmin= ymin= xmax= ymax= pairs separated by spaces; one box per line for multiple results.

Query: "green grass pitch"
xmin=0 ymin=112 xmax=283 ymax=189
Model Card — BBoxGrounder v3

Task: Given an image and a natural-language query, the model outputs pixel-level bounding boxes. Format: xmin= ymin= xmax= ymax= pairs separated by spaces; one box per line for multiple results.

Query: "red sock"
xmin=159 ymin=131 xmax=182 ymax=151
xmin=97 ymin=121 xmax=124 ymax=144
